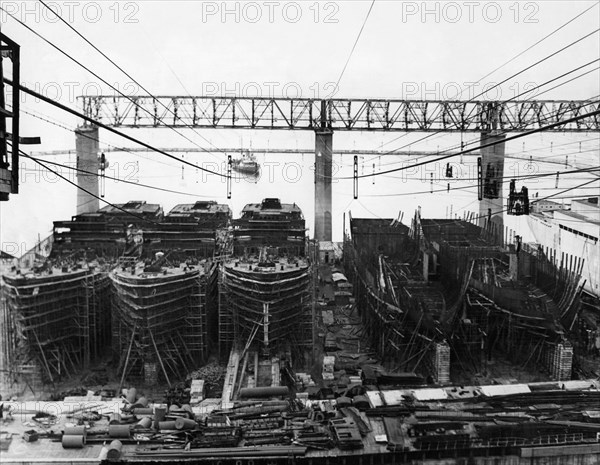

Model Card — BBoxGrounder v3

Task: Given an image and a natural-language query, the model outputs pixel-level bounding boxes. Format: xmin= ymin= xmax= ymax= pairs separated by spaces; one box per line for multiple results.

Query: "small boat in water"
xmin=232 ymin=149 xmax=260 ymax=175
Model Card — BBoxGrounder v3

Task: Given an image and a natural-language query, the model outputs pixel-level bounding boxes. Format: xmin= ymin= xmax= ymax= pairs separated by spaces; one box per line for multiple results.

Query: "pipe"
xmin=136 ymin=417 xmax=152 ymax=429
xmin=174 ymin=417 xmax=197 ymax=430
xmin=158 ymin=420 xmax=177 ymax=431
xmin=108 ymin=424 xmax=131 ymax=439
xmin=63 ymin=426 xmax=87 ymax=437
xmin=62 ymin=434 xmax=85 ymax=448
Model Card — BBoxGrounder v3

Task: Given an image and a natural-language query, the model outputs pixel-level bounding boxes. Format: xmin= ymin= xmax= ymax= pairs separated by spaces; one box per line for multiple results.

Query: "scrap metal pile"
xmin=3 ymin=379 xmax=600 ymax=462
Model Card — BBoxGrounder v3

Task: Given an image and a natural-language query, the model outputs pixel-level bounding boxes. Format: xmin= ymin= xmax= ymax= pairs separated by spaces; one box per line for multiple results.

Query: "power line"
xmin=462 ymin=2 xmax=599 ymax=99
xmin=2 ymin=5 xmax=228 ymax=163
xmin=346 ymin=168 xmax=600 ymax=198
xmin=336 ymin=102 xmax=600 ymax=180
xmin=370 ymin=63 xmax=600 ymax=171
xmin=354 ymin=60 xmax=600 ymax=173
xmin=334 ymin=0 xmax=375 ymax=91
xmin=366 ymin=178 xmax=600 ymax=229
xmin=16 ymin=104 xmax=187 ymax=170
xmin=379 ymin=94 xmax=600 ymax=173
xmin=21 ymin=152 xmax=221 ymax=199
xmin=4 ymin=79 xmax=227 ymax=177
xmin=381 ymin=24 xmax=600 ymax=157
xmin=383 ymin=165 xmax=600 ymax=183
xmin=26 ymin=155 xmax=163 ymax=226
xmin=37 ymin=0 xmax=227 ymax=164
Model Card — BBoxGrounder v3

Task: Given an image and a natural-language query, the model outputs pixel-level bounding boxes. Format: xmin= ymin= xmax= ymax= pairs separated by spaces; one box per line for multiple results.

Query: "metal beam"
xmin=31 ymin=147 xmax=469 ymax=157
xmin=29 ymin=147 xmax=576 ymax=168
xmin=79 ymin=96 xmax=600 ymax=132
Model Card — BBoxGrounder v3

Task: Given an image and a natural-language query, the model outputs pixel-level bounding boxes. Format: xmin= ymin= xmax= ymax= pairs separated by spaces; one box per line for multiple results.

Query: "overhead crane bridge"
xmin=78 ymin=96 xmax=600 ymax=240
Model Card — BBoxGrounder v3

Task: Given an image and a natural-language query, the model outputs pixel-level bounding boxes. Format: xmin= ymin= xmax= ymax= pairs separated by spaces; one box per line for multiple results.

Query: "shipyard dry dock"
xmin=1 ymin=203 xmax=600 ymax=464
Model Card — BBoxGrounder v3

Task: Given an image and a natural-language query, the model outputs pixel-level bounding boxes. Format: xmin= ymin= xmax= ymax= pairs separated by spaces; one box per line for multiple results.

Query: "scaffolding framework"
xmin=0 ymin=268 xmax=110 ymax=383
xmin=218 ymin=260 xmax=311 ymax=359
xmin=111 ymin=264 xmax=216 ymax=384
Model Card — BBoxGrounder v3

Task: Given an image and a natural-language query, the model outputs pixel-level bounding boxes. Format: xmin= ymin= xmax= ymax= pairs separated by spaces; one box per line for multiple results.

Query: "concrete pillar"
xmin=478 ymin=131 xmax=506 ymax=242
xmin=314 ymin=130 xmax=333 ymax=241
xmin=75 ymin=125 xmax=99 ymax=215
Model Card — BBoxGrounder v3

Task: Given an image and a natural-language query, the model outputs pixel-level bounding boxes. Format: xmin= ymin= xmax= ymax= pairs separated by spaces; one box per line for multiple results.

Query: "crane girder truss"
xmin=79 ymin=96 xmax=600 ymax=132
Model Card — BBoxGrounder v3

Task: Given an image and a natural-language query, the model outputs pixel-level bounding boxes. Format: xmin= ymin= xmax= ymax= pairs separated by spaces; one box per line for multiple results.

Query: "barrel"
xmin=108 ymin=413 xmax=121 ymax=424
xmin=62 ymin=434 xmax=85 ymax=448
xmin=63 ymin=426 xmax=87 ymax=437
xmin=106 ymin=439 xmax=123 ymax=460
xmin=136 ymin=417 xmax=152 ymax=429
xmin=108 ymin=424 xmax=131 ymax=439
xmin=126 ymin=387 xmax=137 ymax=404
xmin=174 ymin=417 xmax=197 ymax=430
xmin=158 ymin=420 xmax=177 ymax=431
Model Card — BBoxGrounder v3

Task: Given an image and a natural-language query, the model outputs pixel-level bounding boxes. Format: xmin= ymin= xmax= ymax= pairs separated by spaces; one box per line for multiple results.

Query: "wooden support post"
xmin=149 ymin=327 xmax=171 ymax=387
xmin=32 ymin=329 xmax=54 ymax=384
xmin=118 ymin=325 xmax=136 ymax=395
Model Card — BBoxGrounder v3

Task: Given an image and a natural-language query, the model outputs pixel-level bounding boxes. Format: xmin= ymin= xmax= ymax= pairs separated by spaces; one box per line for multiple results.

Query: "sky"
xmin=1 ymin=0 xmax=599 ymax=255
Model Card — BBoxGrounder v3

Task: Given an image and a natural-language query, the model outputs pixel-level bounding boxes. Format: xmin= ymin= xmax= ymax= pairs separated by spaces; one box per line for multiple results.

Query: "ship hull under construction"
xmin=110 ymin=263 xmax=213 ymax=384
xmin=220 ymin=258 xmax=311 ymax=353
xmin=1 ymin=267 xmax=110 ymax=383
xmin=345 ymin=212 xmax=584 ymax=384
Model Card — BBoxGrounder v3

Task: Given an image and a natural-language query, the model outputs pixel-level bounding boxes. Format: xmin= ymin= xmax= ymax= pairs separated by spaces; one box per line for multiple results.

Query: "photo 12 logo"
xmin=20 ymin=160 xmax=140 ymax=185
xmin=10 ymin=81 xmax=140 ymax=105
xmin=400 ymin=1 xmax=539 ymax=24
xmin=200 ymin=1 xmax=340 ymax=23
xmin=0 ymin=1 xmax=140 ymax=24
xmin=201 ymin=81 xmax=339 ymax=99
xmin=401 ymin=81 xmax=539 ymax=100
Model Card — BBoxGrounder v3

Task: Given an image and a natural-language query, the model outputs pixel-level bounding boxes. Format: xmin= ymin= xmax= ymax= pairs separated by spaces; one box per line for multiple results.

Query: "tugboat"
xmin=231 ymin=149 xmax=260 ymax=176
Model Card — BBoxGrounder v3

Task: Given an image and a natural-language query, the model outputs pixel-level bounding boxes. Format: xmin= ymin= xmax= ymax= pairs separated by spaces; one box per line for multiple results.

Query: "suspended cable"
xmin=334 ymin=0 xmax=376 ymax=91
xmin=2 ymin=5 xmax=229 ymax=162
xmin=21 ymin=153 xmax=220 ymax=199
xmin=25 ymin=156 xmax=163 ymax=226
xmin=4 ymin=79 xmax=227 ymax=177
xmin=335 ymin=102 xmax=600 ymax=180
xmin=380 ymin=25 xmax=600 ymax=158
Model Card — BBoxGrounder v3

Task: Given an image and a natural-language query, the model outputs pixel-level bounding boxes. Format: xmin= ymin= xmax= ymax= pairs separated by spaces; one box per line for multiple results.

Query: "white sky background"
xmin=1 ymin=0 xmax=599 ymax=255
